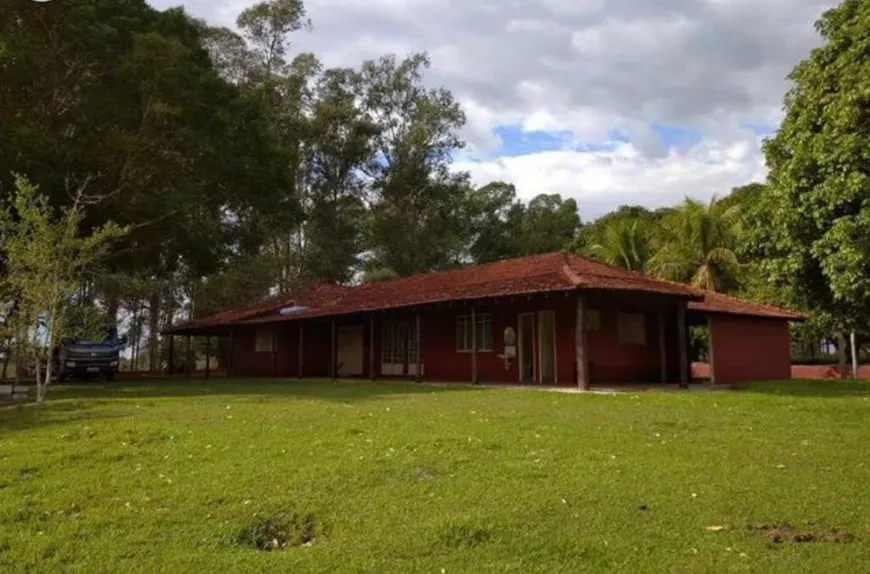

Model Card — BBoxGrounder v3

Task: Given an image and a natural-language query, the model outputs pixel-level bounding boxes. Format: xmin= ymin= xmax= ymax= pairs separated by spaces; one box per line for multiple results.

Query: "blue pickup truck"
xmin=55 ymin=328 xmax=128 ymax=382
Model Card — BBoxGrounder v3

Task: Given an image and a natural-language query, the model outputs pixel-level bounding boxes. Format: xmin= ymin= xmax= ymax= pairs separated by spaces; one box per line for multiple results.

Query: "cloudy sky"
xmin=150 ymin=0 xmax=834 ymax=219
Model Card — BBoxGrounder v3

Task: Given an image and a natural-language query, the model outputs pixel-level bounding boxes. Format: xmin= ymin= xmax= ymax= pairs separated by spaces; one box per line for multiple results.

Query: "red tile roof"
xmin=688 ymin=291 xmax=807 ymax=321
xmin=167 ymin=283 xmax=350 ymax=333
xmin=165 ymin=251 xmax=805 ymax=333
xmin=239 ymin=252 xmax=700 ymax=325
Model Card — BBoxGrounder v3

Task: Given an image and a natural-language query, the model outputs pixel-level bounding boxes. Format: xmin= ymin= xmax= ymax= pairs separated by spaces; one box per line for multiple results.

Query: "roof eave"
xmin=689 ymin=308 xmax=808 ymax=322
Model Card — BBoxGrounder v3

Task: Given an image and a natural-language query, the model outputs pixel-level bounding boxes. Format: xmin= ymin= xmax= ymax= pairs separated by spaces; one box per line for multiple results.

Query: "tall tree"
xmin=467 ymin=182 xmax=526 ymax=264
xmin=468 ymin=184 xmax=581 ymax=264
xmin=756 ymin=0 xmax=870 ymax=337
xmin=0 ymin=0 xmax=295 ymax=361
xmin=649 ymin=196 xmax=742 ymax=292
xmin=292 ymin=68 xmax=377 ymax=283
xmin=354 ymin=53 xmax=471 ymax=276
xmin=574 ymin=205 xmax=657 ymax=270
xmin=231 ymin=0 xmax=316 ymax=290
xmin=236 ymin=0 xmax=311 ymax=82
xmin=720 ymin=182 xmax=767 ymax=213
xmin=519 ymin=194 xmax=581 ymax=255
xmin=0 ymin=176 xmax=126 ymax=402
xmin=0 ymin=1 xmax=291 ymax=273
xmin=585 ymin=217 xmax=651 ymax=271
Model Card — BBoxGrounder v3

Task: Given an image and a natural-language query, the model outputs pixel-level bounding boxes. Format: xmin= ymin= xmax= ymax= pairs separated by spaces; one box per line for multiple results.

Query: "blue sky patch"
xmin=740 ymin=122 xmax=776 ymax=137
xmin=493 ymin=125 xmax=574 ymax=156
xmin=458 ymin=121 xmax=715 ymax=163
xmin=489 ymin=124 xmax=623 ymax=158
xmin=649 ymin=123 xmax=703 ymax=148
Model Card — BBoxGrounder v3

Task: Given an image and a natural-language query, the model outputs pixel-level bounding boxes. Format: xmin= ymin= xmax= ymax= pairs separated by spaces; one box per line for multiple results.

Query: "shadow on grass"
xmin=0 ymin=399 xmax=129 ymax=433
xmin=736 ymin=379 xmax=870 ymax=398
xmin=43 ymin=377 xmax=489 ymax=404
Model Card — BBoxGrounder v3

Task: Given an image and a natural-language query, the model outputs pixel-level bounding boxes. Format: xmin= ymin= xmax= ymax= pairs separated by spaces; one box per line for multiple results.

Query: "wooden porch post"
xmin=575 ymin=296 xmax=589 ymax=390
xmin=185 ymin=335 xmax=191 ymax=378
xmin=271 ymin=331 xmax=278 ymax=377
xmin=330 ymin=320 xmax=336 ymax=380
xmin=658 ymin=312 xmax=667 ymax=384
xmin=677 ymin=306 xmax=688 ymax=388
xmin=415 ymin=312 xmax=422 ymax=383
xmin=369 ymin=315 xmax=375 ymax=381
xmin=297 ymin=323 xmax=304 ymax=379
xmin=167 ymin=335 xmax=174 ymax=376
xmin=227 ymin=329 xmax=234 ymax=378
xmin=707 ymin=315 xmax=716 ymax=385
xmin=471 ymin=306 xmax=478 ymax=385
xmin=205 ymin=336 xmax=211 ymax=379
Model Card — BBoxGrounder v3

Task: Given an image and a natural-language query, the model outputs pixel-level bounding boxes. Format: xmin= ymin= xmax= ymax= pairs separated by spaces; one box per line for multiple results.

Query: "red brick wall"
xmin=709 ymin=315 xmax=791 ymax=385
xmin=697 ymin=363 xmax=869 ymax=381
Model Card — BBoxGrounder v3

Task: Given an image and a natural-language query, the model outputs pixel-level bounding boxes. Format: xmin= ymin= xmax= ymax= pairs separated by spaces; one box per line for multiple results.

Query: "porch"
xmin=168 ymin=291 xmax=696 ymax=388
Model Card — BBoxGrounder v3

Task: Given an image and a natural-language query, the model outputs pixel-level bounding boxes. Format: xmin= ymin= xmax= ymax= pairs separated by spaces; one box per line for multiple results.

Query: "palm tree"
xmin=648 ymin=196 xmax=742 ymax=292
xmin=585 ymin=217 xmax=651 ymax=271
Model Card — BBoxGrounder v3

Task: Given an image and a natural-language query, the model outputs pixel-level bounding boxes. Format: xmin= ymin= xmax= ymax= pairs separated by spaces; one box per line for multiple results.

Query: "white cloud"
xmin=453 ymin=129 xmax=767 ymax=219
xmin=148 ymin=0 xmax=835 ymax=218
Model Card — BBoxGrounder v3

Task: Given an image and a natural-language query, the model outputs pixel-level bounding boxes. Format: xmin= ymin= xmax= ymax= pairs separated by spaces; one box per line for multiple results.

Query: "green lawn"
xmin=2 ymin=379 xmax=870 ymax=573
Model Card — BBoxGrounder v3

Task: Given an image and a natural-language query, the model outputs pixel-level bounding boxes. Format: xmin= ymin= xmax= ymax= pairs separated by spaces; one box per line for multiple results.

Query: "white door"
xmin=407 ymin=321 xmax=423 ymax=376
xmin=381 ymin=320 xmax=422 ymax=376
xmin=337 ymin=326 xmax=364 ymax=376
xmin=381 ymin=321 xmax=404 ymax=375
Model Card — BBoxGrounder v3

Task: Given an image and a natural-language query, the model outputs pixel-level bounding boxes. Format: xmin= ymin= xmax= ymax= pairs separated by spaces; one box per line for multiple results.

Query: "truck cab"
xmin=56 ymin=328 xmax=128 ymax=382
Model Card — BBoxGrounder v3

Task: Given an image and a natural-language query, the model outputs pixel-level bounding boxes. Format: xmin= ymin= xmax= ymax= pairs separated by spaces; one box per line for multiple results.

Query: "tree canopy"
xmin=755 ymin=0 xmax=870 ymax=335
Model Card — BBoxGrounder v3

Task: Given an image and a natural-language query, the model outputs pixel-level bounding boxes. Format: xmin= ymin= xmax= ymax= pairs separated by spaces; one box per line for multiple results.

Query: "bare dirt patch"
xmin=237 ymin=512 xmax=326 ymax=551
xmin=746 ymin=521 xmax=855 ymax=545
xmin=438 ymin=523 xmax=491 ymax=549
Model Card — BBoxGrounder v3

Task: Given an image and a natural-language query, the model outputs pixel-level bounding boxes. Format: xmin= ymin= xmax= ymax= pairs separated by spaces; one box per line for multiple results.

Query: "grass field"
xmin=2 ymin=379 xmax=870 ymax=573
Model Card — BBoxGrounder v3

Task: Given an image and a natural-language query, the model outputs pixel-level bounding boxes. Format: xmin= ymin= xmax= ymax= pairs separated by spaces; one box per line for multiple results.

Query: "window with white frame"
xmin=456 ymin=313 xmax=493 ymax=352
xmin=255 ymin=328 xmax=274 ymax=352
xmin=585 ymin=309 xmax=602 ymax=331
xmin=617 ymin=313 xmax=646 ymax=346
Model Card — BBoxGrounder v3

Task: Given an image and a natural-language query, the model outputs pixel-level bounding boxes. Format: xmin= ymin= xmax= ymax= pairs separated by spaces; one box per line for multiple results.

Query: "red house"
xmin=166 ymin=252 xmax=804 ymax=387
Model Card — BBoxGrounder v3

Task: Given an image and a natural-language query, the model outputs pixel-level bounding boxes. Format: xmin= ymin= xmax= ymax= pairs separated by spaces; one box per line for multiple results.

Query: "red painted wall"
xmin=230 ymin=327 xmax=273 ymax=377
xmin=227 ymin=295 xmax=683 ymax=385
xmin=585 ymin=305 xmax=669 ymax=383
xmin=419 ymin=296 xmax=577 ymax=384
xmin=709 ymin=315 xmax=791 ymax=385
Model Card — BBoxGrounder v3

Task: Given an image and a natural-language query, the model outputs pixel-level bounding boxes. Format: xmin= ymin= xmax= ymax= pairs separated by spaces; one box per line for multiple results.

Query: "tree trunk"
xmin=35 ymin=354 xmax=45 ymax=404
xmin=837 ymin=332 xmax=848 ymax=378
xmin=14 ymin=340 xmax=22 ymax=385
xmin=851 ymin=330 xmax=858 ymax=378
xmin=161 ymin=278 xmax=175 ymax=371
xmin=0 ymin=337 xmax=10 ymax=382
xmin=1 ymin=299 xmax=18 ymax=382
xmin=148 ymin=292 xmax=161 ymax=373
xmin=105 ymin=287 xmax=120 ymax=327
